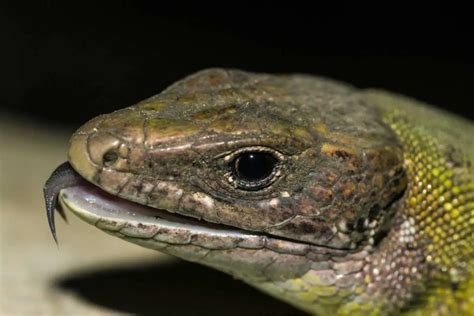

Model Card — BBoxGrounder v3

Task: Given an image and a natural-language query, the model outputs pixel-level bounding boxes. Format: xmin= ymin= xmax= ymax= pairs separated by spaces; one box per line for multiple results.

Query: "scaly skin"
xmin=52 ymin=69 xmax=473 ymax=315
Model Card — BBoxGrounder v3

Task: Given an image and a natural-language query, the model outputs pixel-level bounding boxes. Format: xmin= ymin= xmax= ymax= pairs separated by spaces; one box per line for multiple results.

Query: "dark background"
xmin=1 ymin=1 xmax=473 ymax=129
xmin=0 ymin=2 xmax=472 ymax=315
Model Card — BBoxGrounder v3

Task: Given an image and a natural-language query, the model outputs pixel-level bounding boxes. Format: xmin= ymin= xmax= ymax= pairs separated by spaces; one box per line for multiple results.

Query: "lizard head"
xmin=46 ymin=69 xmax=407 ymax=301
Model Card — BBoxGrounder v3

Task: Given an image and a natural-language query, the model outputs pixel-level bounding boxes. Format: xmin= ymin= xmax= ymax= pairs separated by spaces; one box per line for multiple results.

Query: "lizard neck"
xmin=252 ymin=110 xmax=473 ymax=316
xmin=342 ymin=110 xmax=474 ymax=315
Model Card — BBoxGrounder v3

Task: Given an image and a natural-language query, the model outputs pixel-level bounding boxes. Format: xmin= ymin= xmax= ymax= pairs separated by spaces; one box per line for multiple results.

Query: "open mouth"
xmin=44 ymin=162 xmax=320 ymax=255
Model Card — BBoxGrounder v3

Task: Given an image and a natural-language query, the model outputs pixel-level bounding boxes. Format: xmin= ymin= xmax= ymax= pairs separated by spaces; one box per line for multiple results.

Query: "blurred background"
xmin=0 ymin=1 xmax=472 ymax=315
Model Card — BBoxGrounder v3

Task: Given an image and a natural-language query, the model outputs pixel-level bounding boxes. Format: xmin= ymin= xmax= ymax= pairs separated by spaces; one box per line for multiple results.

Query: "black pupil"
xmin=234 ymin=152 xmax=277 ymax=182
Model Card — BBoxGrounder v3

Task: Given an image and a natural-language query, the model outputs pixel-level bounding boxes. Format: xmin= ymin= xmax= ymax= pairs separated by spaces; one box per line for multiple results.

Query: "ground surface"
xmin=0 ymin=115 xmax=302 ymax=315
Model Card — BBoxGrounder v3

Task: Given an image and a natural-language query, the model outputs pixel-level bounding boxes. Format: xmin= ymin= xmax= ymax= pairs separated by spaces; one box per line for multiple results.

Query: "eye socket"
xmin=102 ymin=150 xmax=118 ymax=166
xmin=231 ymin=150 xmax=280 ymax=190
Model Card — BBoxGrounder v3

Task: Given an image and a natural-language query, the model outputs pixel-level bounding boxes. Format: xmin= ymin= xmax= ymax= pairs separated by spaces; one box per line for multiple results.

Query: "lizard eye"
xmin=230 ymin=149 xmax=282 ymax=190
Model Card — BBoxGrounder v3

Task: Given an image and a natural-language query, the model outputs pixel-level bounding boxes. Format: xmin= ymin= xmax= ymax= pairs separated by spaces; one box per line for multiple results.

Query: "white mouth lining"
xmin=60 ymin=185 xmax=262 ymax=238
xmin=59 ymin=184 xmax=321 ymax=256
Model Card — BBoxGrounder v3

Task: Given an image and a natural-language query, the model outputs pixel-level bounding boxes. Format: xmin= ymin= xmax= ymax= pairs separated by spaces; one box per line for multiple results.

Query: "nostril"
xmin=103 ymin=150 xmax=119 ymax=167
xmin=87 ymin=133 xmax=121 ymax=166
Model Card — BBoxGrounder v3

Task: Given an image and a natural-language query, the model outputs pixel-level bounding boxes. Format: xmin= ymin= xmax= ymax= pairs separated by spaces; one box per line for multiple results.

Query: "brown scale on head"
xmin=68 ymin=69 xmax=407 ymax=251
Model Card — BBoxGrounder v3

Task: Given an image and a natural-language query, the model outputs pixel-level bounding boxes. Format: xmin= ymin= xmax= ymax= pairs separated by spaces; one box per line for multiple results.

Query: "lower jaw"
xmin=59 ymin=180 xmax=365 ymax=314
xmin=58 ymin=184 xmax=330 ymax=281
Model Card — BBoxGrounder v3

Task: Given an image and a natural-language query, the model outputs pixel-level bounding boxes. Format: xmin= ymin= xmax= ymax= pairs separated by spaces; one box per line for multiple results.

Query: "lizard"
xmin=43 ymin=69 xmax=474 ymax=315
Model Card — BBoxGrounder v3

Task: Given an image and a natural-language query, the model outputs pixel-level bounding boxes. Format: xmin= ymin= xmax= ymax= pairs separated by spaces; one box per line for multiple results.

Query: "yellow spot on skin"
xmin=312 ymin=286 xmax=338 ymax=297
xmin=444 ymin=203 xmax=453 ymax=211
xmin=192 ymin=105 xmax=238 ymax=120
xmin=451 ymin=208 xmax=459 ymax=218
xmin=139 ymin=100 xmax=168 ymax=111
xmin=321 ymin=143 xmax=356 ymax=158
xmin=452 ymin=186 xmax=461 ymax=194
xmin=301 ymin=270 xmax=322 ymax=286
xmin=293 ymin=127 xmax=313 ymax=141
xmin=364 ymin=275 xmax=371 ymax=284
xmin=314 ymin=122 xmax=328 ymax=134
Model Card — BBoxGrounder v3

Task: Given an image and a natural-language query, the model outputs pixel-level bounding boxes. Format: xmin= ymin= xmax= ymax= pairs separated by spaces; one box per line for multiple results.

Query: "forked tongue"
xmin=43 ymin=162 xmax=85 ymax=243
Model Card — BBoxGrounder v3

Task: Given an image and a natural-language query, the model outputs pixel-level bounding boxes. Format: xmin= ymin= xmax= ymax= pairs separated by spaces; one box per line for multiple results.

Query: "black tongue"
xmin=43 ymin=162 xmax=84 ymax=243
